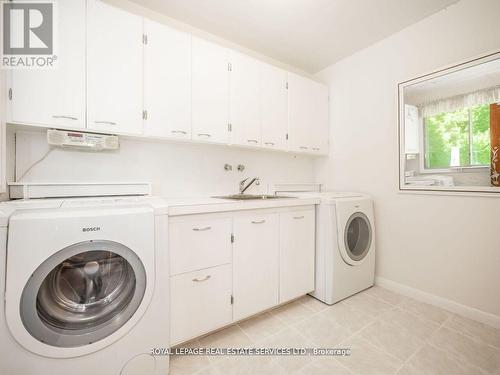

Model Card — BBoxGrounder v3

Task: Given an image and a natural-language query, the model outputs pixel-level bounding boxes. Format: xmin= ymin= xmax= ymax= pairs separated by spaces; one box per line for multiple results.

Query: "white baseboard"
xmin=375 ymin=276 xmax=500 ymax=329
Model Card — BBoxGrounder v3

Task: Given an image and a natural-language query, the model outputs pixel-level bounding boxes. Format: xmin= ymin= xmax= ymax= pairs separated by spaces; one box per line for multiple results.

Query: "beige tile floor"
xmin=170 ymin=286 xmax=500 ymax=375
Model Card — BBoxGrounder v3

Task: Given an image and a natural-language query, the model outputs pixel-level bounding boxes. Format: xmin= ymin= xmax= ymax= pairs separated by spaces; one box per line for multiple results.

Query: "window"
xmin=424 ymin=105 xmax=491 ymax=169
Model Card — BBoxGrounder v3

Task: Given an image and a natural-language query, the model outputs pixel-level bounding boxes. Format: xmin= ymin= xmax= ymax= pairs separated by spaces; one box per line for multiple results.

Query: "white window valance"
xmin=419 ymin=86 xmax=500 ymax=118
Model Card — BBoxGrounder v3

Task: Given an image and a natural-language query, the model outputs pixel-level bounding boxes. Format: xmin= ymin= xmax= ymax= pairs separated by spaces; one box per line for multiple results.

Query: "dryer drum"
xmin=20 ymin=241 xmax=147 ymax=348
xmin=344 ymin=212 xmax=372 ymax=262
xmin=37 ymin=250 xmax=135 ymax=330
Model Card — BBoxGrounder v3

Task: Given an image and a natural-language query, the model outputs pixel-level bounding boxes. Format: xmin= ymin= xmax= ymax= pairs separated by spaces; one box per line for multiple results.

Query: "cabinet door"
xmin=144 ymin=20 xmax=191 ymax=139
xmin=309 ymin=83 xmax=329 ymax=155
xmin=170 ymin=264 xmax=233 ymax=345
xmin=288 ymin=73 xmax=329 ymax=154
xmin=233 ymin=212 xmax=279 ymax=321
xmin=9 ymin=0 xmax=85 ymax=129
xmin=229 ymin=52 xmax=261 ymax=146
xmin=87 ymin=0 xmax=143 ymax=135
xmin=261 ymin=65 xmax=288 ymax=151
xmin=279 ymin=208 xmax=315 ymax=303
xmin=192 ymin=37 xmax=229 ymax=144
xmin=0 ymin=72 xmax=5 ymax=194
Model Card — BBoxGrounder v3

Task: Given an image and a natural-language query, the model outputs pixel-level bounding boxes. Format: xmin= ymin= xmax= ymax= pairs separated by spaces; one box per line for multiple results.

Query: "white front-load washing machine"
xmin=0 ymin=196 xmax=170 ymax=375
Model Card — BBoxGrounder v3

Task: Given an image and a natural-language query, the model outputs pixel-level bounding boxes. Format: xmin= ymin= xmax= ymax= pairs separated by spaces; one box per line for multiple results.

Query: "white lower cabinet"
xmin=279 ymin=208 xmax=315 ymax=303
xmin=169 ymin=205 xmax=315 ymax=345
xmin=232 ymin=212 xmax=279 ymax=321
xmin=170 ymin=264 xmax=233 ymax=345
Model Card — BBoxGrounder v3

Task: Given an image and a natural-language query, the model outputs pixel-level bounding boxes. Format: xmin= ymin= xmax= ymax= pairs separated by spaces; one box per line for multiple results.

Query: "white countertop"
xmin=164 ymin=196 xmax=320 ymax=216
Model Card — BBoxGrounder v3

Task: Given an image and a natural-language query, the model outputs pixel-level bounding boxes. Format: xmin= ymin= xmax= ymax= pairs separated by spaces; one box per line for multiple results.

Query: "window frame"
xmin=398 ymin=49 xmax=500 ymax=195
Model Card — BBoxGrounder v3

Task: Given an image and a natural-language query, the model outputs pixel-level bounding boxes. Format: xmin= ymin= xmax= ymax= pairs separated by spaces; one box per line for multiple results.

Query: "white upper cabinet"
xmin=229 ymin=52 xmax=261 ymax=147
xmin=309 ymin=82 xmax=329 ymax=154
xmin=5 ymin=1 xmax=329 ymax=155
xmin=1 ymin=72 xmax=6 ymax=194
xmin=192 ymin=37 xmax=230 ymax=144
xmin=288 ymin=73 xmax=329 ymax=154
xmin=144 ymin=20 xmax=191 ymax=140
xmin=261 ymin=65 xmax=288 ymax=151
xmin=9 ymin=0 xmax=86 ymax=129
xmin=87 ymin=0 xmax=143 ymax=135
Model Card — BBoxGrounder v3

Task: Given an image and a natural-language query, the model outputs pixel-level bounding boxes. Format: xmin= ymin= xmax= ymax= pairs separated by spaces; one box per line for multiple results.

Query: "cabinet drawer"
xmin=169 ymin=216 xmax=232 ymax=275
xmin=170 ymin=264 xmax=233 ymax=345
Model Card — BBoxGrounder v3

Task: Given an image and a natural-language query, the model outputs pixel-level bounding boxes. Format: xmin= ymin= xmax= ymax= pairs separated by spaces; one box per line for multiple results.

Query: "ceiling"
xmin=130 ymin=0 xmax=459 ymax=73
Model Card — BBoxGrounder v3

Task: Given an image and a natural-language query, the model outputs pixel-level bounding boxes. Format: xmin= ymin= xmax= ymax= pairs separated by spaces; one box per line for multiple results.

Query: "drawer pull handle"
xmin=198 ymin=133 xmax=212 ymax=138
xmin=192 ymin=275 xmax=211 ymax=282
xmin=193 ymin=226 xmax=212 ymax=232
xmin=312 ymin=147 xmax=320 ymax=151
xmin=95 ymin=120 xmax=117 ymax=126
xmin=251 ymin=220 xmax=266 ymax=224
xmin=299 ymin=146 xmax=308 ymax=150
xmin=264 ymin=142 xmax=275 ymax=146
xmin=172 ymin=130 xmax=187 ymax=134
xmin=247 ymin=139 xmax=258 ymax=144
xmin=293 ymin=216 xmax=305 ymax=220
xmin=53 ymin=115 xmax=78 ymax=121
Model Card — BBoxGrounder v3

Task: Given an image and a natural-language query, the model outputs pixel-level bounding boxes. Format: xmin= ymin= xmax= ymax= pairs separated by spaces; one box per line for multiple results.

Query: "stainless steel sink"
xmin=213 ymin=194 xmax=295 ymax=200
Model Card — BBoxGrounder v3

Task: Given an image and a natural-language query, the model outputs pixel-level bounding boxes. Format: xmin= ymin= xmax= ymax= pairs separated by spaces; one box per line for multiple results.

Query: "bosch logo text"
xmin=82 ymin=227 xmax=101 ymax=233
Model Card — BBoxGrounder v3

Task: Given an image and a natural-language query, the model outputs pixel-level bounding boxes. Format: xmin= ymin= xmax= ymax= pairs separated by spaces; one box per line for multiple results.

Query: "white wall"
xmin=13 ymin=130 xmax=315 ymax=197
xmin=315 ymin=0 xmax=500 ymax=318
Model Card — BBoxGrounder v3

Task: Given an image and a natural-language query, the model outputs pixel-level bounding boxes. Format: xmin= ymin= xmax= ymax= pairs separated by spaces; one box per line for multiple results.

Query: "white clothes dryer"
xmin=277 ymin=188 xmax=376 ymax=305
xmin=0 ymin=196 xmax=170 ymax=375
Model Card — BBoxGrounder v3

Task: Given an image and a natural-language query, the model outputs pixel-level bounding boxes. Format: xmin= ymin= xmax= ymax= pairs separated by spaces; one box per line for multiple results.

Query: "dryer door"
xmin=339 ymin=212 xmax=373 ymax=266
xmin=19 ymin=240 xmax=146 ymax=348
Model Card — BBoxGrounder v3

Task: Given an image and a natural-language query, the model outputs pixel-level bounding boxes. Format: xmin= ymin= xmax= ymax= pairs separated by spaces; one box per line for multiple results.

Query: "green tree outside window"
xmin=424 ymin=105 xmax=490 ymax=169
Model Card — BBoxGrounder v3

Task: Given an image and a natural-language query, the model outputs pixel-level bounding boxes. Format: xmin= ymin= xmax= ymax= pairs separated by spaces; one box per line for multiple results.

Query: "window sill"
xmin=399 ymin=185 xmax=500 ymax=197
xmin=419 ymin=166 xmax=489 ymax=174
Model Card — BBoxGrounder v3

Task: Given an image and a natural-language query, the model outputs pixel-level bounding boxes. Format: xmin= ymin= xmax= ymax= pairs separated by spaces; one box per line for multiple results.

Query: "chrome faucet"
xmin=239 ymin=177 xmax=260 ymax=194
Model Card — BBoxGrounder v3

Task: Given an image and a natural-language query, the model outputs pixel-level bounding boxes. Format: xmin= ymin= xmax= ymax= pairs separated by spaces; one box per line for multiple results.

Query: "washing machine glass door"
xmin=20 ymin=240 xmax=146 ymax=348
xmin=343 ymin=212 xmax=372 ymax=265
